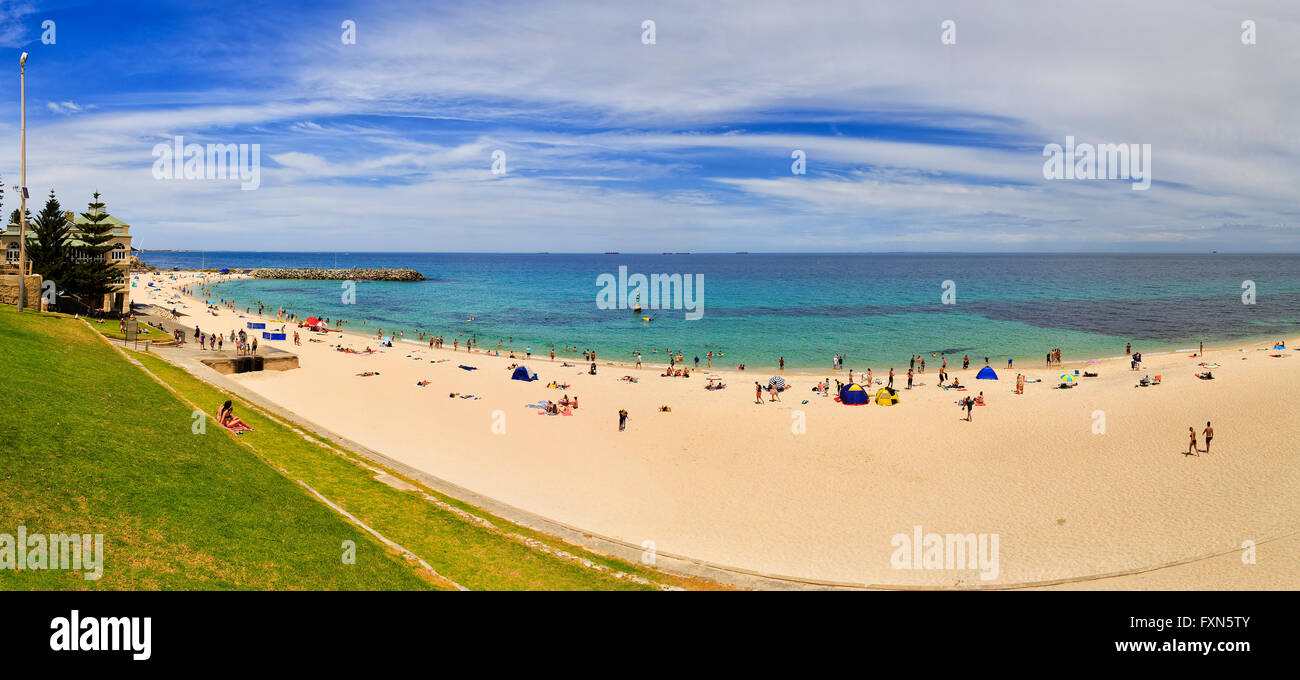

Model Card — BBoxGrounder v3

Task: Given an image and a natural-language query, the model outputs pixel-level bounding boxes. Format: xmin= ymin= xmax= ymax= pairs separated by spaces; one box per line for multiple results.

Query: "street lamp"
xmin=15 ymin=51 xmax=27 ymax=312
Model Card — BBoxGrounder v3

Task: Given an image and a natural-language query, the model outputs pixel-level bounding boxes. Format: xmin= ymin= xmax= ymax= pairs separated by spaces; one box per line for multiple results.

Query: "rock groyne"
xmin=248 ymin=267 xmax=425 ymax=282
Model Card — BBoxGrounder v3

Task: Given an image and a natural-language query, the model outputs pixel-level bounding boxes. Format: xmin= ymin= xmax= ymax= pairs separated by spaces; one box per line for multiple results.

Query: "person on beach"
xmin=962 ymin=396 xmax=974 ymax=421
xmin=755 ymin=382 xmax=764 ymax=404
xmin=963 ymin=355 xmax=969 ymax=370
xmin=779 ymin=357 xmax=785 ymax=371
xmin=618 ymin=409 xmax=628 ymax=432
xmin=1203 ymin=422 xmax=1214 ymax=454
xmin=1007 ymin=357 xmax=1013 ymax=368
xmin=694 ymin=356 xmax=699 ymax=368
xmin=550 ymin=349 xmax=555 ymax=361
xmin=866 ymin=368 xmax=873 ymax=387
xmin=1187 ymin=427 xmax=1198 ymax=456
xmin=888 ymin=368 xmax=894 ymax=388
xmin=907 ymin=368 xmax=914 ymax=389
xmin=1126 ymin=342 xmax=1131 ymax=355
xmin=252 ymin=337 xmax=258 ymax=354
xmin=636 ymin=353 xmax=642 ymax=368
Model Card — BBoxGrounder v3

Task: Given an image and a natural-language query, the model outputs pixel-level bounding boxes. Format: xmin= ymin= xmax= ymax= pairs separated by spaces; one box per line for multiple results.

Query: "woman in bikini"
xmin=218 ymin=400 xmax=251 ymax=431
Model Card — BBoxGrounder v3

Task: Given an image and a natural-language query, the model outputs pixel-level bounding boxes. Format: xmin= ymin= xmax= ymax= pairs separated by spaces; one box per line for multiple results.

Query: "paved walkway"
xmin=130 ymin=302 xmax=297 ymax=366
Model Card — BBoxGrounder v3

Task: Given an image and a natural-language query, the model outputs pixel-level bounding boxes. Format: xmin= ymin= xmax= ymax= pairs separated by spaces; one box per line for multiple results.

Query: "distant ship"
xmin=604 ymin=251 xmax=619 ymax=254
xmin=675 ymin=252 xmax=690 ymax=255
xmin=735 ymin=251 xmax=749 ymax=254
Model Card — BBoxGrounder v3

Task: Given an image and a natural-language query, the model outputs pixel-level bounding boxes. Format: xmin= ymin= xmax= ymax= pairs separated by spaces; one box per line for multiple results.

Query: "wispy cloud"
xmin=0 ymin=0 xmax=1295 ymax=252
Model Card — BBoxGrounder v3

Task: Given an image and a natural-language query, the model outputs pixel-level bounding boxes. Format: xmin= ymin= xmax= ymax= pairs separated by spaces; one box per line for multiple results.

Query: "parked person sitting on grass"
xmin=217 ymin=400 xmax=252 ymax=432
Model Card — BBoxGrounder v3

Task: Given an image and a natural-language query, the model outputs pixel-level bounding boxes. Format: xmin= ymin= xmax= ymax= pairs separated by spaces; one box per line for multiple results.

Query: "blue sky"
xmin=0 ymin=0 xmax=1297 ymax=252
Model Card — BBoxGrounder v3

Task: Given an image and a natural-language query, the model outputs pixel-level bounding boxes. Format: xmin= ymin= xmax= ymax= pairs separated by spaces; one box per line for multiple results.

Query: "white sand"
xmin=137 ymin=272 xmax=1300 ymax=588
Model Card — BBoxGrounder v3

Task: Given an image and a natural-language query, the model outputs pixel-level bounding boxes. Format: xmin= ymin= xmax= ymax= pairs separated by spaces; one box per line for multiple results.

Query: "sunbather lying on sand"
xmin=357 ymin=371 xmax=380 ymax=377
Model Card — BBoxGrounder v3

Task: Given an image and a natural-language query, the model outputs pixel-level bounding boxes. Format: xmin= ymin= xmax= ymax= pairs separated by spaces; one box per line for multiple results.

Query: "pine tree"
xmin=71 ymin=191 xmax=122 ymax=311
xmin=25 ymin=190 xmax=72 ymax=290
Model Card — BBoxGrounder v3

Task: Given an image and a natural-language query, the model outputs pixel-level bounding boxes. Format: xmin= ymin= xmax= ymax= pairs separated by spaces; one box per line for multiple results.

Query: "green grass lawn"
xmin=6 ymin=306 xmax=718 ymax=590
xmin=0 ymin=307 xmax=439 ymax=590
xmin=125 ymin=352 xmax=705 ymax=590
xmin=85 ymin=317 xmax=169 ymax=342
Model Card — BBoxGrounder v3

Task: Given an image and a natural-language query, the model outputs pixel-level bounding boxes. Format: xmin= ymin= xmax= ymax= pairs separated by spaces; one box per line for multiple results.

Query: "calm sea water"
xmin=139 ymin=252 xmax=1300 ymax=371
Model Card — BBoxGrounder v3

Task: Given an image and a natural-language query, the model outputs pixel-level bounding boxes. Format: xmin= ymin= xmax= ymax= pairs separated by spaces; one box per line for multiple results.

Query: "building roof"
xmin=6 ymin=211 xmax=129 ymax=229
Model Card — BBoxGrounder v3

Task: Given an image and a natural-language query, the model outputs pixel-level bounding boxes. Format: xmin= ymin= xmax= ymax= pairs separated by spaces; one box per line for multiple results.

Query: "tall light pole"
xmin=15 ymin=52 xmax=27 ymax=312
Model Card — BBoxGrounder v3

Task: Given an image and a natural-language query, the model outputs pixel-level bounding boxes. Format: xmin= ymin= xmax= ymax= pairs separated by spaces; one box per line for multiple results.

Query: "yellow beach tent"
xmin=875 ymin=387 xmax=899 ymax=406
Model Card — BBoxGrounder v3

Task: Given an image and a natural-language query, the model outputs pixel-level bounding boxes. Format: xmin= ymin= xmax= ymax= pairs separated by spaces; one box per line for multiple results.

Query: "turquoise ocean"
xmin=138 ymin=252 xmax=1300 ymax=371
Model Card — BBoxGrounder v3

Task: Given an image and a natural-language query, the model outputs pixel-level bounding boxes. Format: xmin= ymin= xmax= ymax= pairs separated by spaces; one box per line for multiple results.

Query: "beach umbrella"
xmin=1059 ymin=373 xmax=1075 ymax=383
xmin=706 ymin=375 xmax=722 ymax=381
xmin=768 ymin=376 xmax=786 ymax=390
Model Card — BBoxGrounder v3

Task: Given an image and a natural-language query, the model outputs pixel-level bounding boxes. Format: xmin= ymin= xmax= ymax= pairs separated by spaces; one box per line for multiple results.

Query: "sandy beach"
xmin=135 ymin=272 xmax=1300 ymax=588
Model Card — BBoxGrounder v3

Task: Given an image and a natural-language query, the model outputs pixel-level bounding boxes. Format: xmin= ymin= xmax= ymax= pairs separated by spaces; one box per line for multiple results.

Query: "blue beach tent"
xmin=976 ymin=366 xmax=998 ymax=380
xmin=511 ymin=366 xmax=538 ymax=382
xmin=246 ymin=322 xmax=266 ymax=329
xmin=839 ymin=383 xmax=869 ymax=405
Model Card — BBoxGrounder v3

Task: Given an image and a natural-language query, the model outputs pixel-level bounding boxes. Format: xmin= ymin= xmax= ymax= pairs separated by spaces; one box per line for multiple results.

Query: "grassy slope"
xmin=0 ymin=307 xmax=438 ymax=590
xmin=126 ymin=349 xmax=709 ymax=590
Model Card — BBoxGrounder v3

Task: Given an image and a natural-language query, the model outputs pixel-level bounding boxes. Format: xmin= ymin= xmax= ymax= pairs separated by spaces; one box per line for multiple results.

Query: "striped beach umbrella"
xmin=1059 ymin=373 xmax=1076 ymax=383
xmin=768 ymin=376 xmax=786 ymax=390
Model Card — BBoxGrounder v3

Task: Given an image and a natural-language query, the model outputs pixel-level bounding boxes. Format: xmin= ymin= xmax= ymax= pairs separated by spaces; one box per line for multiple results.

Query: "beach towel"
xmin=459 ymin=365 xmax=477 ymax=371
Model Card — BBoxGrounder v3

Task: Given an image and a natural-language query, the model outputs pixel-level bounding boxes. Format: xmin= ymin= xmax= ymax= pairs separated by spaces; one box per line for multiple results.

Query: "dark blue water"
xmin=138 ymin=252 xmax=1300 ymax=370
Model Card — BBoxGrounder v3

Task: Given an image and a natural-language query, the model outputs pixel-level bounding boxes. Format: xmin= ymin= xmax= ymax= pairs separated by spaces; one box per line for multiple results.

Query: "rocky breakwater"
xmin=249 ymin=267 xmax=425 ymax=282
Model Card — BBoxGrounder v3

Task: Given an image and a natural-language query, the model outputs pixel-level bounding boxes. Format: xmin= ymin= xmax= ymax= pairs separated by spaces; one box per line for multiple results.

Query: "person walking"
xmin=888 ymin=368 xmax=894 ymax=389
xmin=1187 ymin=427 xmax=1198 ymax=456
xmin=1203 ymin=422 xmax=1214 ymax=454
xmin=755 ymin=382 xmax=764 ymax=404
xmin=618 ymin=409 xmax=628 ymax=432
xmin=963 ymin=396 xmax=974 ymax=421
xmin=906 ymin=368 xmax=914 ymax=390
